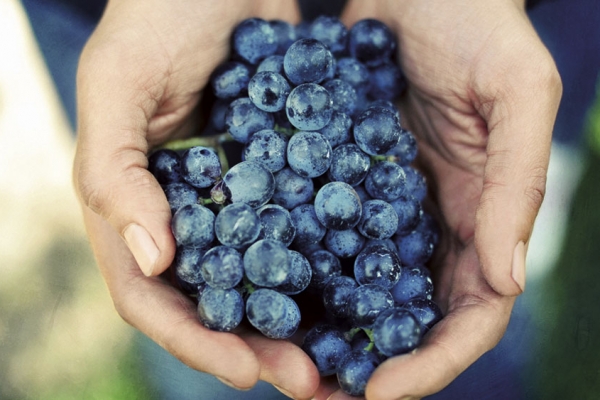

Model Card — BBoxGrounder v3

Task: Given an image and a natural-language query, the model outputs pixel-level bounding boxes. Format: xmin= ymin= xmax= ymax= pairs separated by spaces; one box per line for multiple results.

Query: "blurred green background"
xmin=1 ymin=0 xmax=599 ymax=399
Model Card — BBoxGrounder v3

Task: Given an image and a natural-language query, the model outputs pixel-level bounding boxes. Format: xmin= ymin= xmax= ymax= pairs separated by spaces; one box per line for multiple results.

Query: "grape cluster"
xmin=148 ymin=16 xmax=443 ymax=397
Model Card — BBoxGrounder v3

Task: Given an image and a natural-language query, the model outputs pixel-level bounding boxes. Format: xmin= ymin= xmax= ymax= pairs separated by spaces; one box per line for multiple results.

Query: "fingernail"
xmin=216 ymin=376 xmax=244 ymax=390
xmin=511 ymin=241 xmax=526 ymax=293
xmin=273 ymin=384 xmax=294 ymax=398
xmin=123 ymin=223 xmax=159 ymax=276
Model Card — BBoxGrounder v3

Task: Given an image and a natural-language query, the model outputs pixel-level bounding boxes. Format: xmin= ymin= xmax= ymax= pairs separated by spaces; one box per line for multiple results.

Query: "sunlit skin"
xmin=73 ymin=0 xmax=561 ymax=399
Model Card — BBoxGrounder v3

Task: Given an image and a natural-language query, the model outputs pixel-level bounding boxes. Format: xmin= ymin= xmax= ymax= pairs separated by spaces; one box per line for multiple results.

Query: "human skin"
xmin=73 ymin=0 xmax=561 ymax=398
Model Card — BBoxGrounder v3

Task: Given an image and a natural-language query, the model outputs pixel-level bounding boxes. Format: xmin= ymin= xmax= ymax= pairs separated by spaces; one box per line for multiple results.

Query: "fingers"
xmin=73 ymin=34 xmax=181 ymax=277
xmin=365 ymin=246 xmax=514 ymax=400
xmin=241 ymin=334 xmax=320 ymax=399
xmin=85 ymin=206 xmax=320 ymax=395
xmin=472 ymin=18 xmax=562 ymax=296
xmin=83 ymin=207 xmax=262 ymax=388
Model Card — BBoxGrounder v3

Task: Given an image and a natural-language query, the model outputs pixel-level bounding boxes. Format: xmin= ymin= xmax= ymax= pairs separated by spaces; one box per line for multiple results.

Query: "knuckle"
xmin=523 ymin=166 xmax=547 ymax=213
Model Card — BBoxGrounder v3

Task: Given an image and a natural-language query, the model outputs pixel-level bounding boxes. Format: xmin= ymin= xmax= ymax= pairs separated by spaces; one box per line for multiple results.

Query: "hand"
xmin=324 ymin=0 xmax=562 ymax=398
xmin=73 ymin=0 xmax=320 ymax=397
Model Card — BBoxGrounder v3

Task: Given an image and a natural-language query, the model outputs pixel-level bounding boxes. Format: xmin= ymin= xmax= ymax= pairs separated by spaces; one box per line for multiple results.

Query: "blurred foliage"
xmin=534 ymin=87 xmax=600 ymax=399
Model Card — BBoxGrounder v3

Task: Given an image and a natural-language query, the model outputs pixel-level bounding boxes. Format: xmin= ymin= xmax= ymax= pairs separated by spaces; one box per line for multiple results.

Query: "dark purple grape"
xmin=314 ymin=182 xmax=362 ymax=230
xmin=346 ymin=284 xmax=394 ymax=328
xmin=337 ymin=350 xmax=380 ymax=396
xmin=180 ymin=146 xmax=222 ymax=189
xmin=232 ymin=18 xmax=277 ymax=65
xmin=302 ymin=325 xmax=351 ymax=376
xmin=246 ymin=289 xmax=300 ymax=339
xmin=148 ymin=149 xmax=181 ymax=184
xmin=197 ymin=287 xmax=244 ymax=332
xmin=284 ymin=38 xmax=334 ymax=85
xmin=171 ymin=204 xmax=215 ymax=248
xmin=354 ymin=242 xmax=402 ymax=289
xmin=348 ymin=19 xmax=396 ymax=67
xmin=373 ymin=308 xmax=421 ymax=357
xmin=286 ymin=83 xmax=333 ymax=131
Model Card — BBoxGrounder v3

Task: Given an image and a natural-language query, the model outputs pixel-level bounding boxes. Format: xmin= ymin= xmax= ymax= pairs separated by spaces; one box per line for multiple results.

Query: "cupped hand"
xmin=326 ymin=0 xmax=562 ymax=399
xmin=73 ymin=0 xmax=319 ymax=397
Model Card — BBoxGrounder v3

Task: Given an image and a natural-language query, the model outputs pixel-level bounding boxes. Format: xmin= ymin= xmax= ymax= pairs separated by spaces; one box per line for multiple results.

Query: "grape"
xmin=349 ymin=329 xmax=372 ymax=352
xmin=286 ymin=83 xmax=333 ymax=131
xmin=172 ymin=246 xmax=207 ymax=286
xmin=353 ymin=184 xmax=372 ymax=204
xmin=219 ymin=161 xmax=275 ymax=208
xmin=246 ymin=289 xmax=300 ymax=339
xmin=275 ymin=250 xmax=312 ymax=295
xmin=319 ymin=111 xmax=353 ymax=148
xmin=387 ymin=129 xmax=418 ymax=166
xmin=148 ymin=149 xmax=181 ymax=184
xmin=197 ymin=287 xmax=244 ymax=332
xmin=214 ymin=203 xmax=260 ymax=250
xmin=323 ymin=79 xmax=358 ymax=116
xmin=210 ymin=61 xmax=251 ymax=99
xmin=302 ymin=325 xmax=351 ymax=376
xmin=257 ymin=54 xmax=285 ymax=74
xmin=269 ymin=20 xmax=297 ymax=55
xmin=324 ymin=228 xmax=366 ymax=258
xmin=243 ymin=239 xmax=290 ymax=287
xmin=242 ymin=129 xmax=288 ymax=173
xmin=335 ymin=57 xmax=371 ymax=95
xmin=337 ymin=350 xmax=380 ymax=397
xmin=368 ymin=61 xmax=405 ymax=100
xmin=200 ymin=246 xmax=244 ymax=290
xmin=372 ymin=308 xmax=421 ymax=357
xmin=348 ymin=19 xmax=396 ymax=67
xmin=389 ymin=195 xmax=422 ymax=235
xmin=390 ymin=266 xmax=434 ymax=305
xmin=295 ymin=21 xmax=311 ymax=40
xmin=256 ymin=204 xmax=296 ymax=246
xmin=364 ymin=161 xmax=407 ymax=202
xmin=225 ymin=98 xmax=275 ymax=144
xmin=284 ymin=38 xmax=334 ymax=85
xmin=314 ymin=182 xmax=362 ymax=230
xmin=232 ymin=18 xmax=277 ymax=65
xmin=309 ymin=16 xmax=348 ymax=56
xmin=416 ymin=212 xmax=441 ymax=246
xmin=248 ymin=71 xmax=291 ymax=112
xmin=207 ymin=98 xmax=230 ymax=134
xmin=404 ymin=166 xmax=428 ymax=201
xmin=162 ymin=182 xmax=199 ymax=214
xmin=290 ymin=204 xmax=327 ymax=246
xmin=401 ymin=297 xmax=443 ymax=333
xmin=357 ymin=199 xmax=399 ymax=240
xmin=322 ymin=276 xmax=359 ymax=319
xmin=287 ymin=130 xmax=332 ymax=178
xmin=180 ymin=146 xmax=222 ymax=189
xmin=393 ymin=229 xmax=435 ymax=267
xmin=171 ymin=204 xmax=215 ymax=248
xmin=354 ymin=242 xmax=402 ymax=289
xmin=271 ymin=167 xmax=314 ymax=209
xmin=354 ymin=106 xmax=403 ymax=156
xmin=327 ymin=143 xmax=371 ymax=186
xmin=306 ymin=249 xmax=342 ymax=289
xmin=346 ymin=284 xmax=394 ymax=328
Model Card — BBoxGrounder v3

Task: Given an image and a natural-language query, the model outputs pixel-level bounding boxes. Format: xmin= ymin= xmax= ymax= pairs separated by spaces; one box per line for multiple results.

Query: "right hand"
xmin=73 ymin=0 xmax=319 ymax=397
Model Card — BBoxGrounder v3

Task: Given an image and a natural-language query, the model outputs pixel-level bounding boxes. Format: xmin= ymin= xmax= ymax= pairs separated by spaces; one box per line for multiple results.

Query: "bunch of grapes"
xmin=148 ymin=16 xmax=443 ymax=397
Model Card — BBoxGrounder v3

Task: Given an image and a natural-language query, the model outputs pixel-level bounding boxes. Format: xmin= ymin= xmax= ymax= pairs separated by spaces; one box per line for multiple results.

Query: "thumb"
xmin=73 ymin=46 xmax=176 ymax=277
xmin=474 ymin=47 xmax=562 ymax=296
